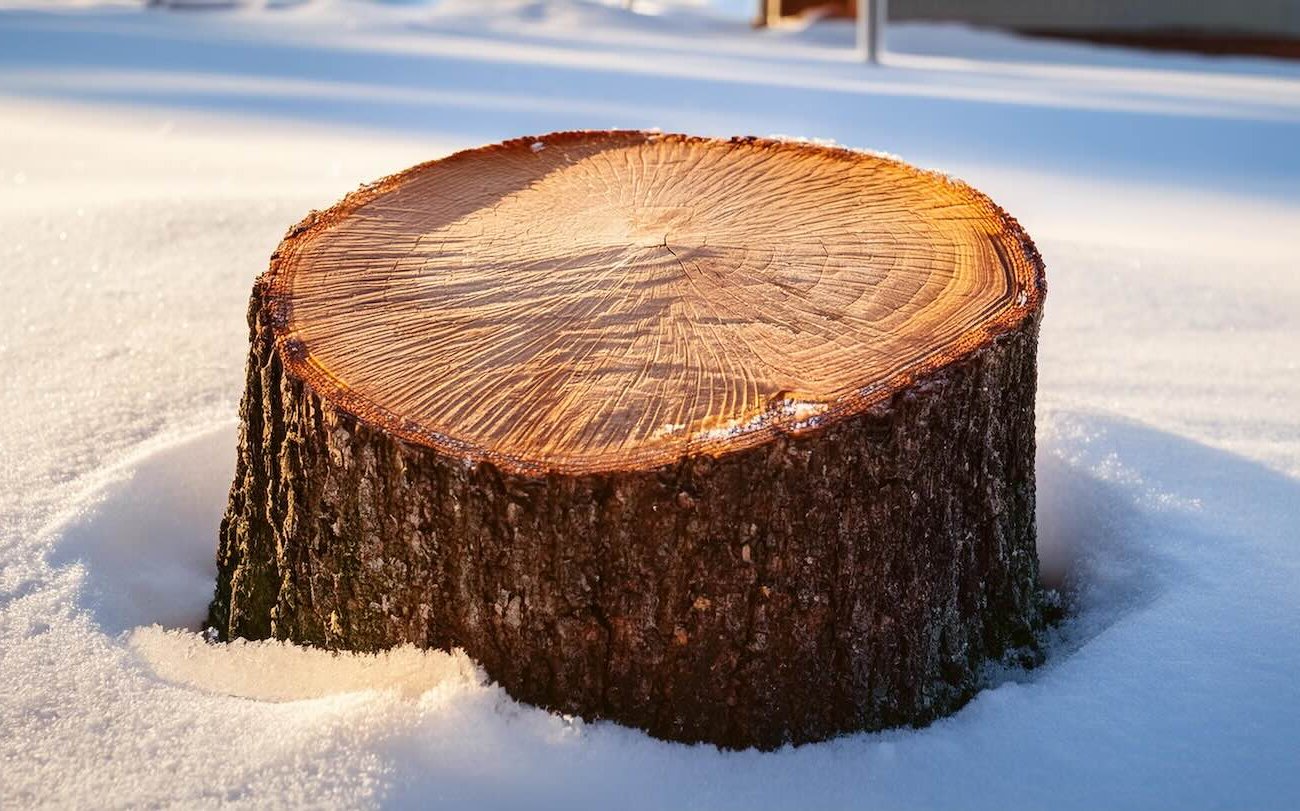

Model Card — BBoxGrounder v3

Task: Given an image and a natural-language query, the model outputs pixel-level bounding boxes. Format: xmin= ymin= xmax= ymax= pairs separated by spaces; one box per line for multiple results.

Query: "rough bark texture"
xmin=210 ymin=281 xmax=1044 ymax=750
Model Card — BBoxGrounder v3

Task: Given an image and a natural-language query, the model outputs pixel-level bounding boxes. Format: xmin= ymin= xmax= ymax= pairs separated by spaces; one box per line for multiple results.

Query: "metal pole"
xmin=857 ymin=0 xmax=885 ymax=64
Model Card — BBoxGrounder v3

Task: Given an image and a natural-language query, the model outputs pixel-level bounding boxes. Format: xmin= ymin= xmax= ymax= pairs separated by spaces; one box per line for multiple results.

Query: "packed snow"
xmin=2 ymin=1 xmax=1299 ymax=807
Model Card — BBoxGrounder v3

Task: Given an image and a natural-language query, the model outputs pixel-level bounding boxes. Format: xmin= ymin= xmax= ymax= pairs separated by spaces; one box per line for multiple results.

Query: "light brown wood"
xmin=267 ymin=132 xmax=1041 ymax=475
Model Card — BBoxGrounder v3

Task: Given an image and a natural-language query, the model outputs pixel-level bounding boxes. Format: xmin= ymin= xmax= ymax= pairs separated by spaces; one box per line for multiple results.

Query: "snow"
xmin=2 ymin=1 xmax=1300 ymax=807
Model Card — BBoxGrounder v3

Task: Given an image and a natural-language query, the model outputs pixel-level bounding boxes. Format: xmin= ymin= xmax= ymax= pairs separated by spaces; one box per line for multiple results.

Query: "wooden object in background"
xmin=761 ymin=0 xmax=853 ymax=25
xmin=210 ymin=131 xmax=1047 ymax=749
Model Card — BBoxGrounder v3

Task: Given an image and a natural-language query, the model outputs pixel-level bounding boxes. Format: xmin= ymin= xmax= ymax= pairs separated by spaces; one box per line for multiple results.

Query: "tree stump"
xmin=210 ymin=131 xmax=1047 ymax=749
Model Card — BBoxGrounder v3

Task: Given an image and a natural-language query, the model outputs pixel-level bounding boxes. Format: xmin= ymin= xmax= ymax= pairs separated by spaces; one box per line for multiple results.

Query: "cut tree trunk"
xmin=210 ymin=131 xmax=1047 ymax=750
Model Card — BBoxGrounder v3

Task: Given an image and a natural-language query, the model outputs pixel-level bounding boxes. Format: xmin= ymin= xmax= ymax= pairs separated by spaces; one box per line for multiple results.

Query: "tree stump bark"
xmin=210 ymin=131 xmax=1047 ymax=749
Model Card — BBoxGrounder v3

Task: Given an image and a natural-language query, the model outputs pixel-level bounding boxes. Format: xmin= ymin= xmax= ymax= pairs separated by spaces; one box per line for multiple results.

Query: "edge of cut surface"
xmin=260 ymin=131 xmax=1046 ymax=477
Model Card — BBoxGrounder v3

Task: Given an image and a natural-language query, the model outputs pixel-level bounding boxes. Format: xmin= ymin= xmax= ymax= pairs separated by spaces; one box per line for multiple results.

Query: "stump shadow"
xmin=47 ymin=423 xmax=236 ymax=636
xmin=1032 ymin=413 xmax=1178 ymax=663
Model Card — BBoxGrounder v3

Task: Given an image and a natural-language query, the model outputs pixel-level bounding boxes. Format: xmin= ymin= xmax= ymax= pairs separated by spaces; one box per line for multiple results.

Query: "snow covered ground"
xmin=2 ymin=1 xmax=1299 ymax=807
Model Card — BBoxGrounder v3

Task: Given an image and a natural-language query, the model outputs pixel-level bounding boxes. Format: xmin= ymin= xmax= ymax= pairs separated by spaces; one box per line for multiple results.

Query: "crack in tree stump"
xmin=210 ymin=131 xmax=1047 ymax=749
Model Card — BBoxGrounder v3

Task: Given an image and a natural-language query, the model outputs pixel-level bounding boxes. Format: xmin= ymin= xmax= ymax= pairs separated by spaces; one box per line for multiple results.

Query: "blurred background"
xmin=765 ymin=0 xmax=1300 ymax=58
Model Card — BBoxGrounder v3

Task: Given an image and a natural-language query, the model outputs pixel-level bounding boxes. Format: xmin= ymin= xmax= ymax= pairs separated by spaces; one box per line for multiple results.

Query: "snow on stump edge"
xmin=209 ymin=131 xmax=1048 ymax=749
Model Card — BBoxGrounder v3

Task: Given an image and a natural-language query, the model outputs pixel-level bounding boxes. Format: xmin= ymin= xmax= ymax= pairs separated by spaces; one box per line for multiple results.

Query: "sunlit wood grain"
xmin=266 ymin=132 xmax=1043 ymax=474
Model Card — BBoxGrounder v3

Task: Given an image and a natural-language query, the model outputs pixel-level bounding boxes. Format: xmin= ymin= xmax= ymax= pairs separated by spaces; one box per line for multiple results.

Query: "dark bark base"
xmin=210 ymin=282 xmax=1044 ymax=750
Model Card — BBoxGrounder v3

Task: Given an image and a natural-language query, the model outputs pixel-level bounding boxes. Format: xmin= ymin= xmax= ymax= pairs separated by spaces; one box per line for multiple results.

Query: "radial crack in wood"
xmin=211 ymin=131 xmax=1047 ymax=750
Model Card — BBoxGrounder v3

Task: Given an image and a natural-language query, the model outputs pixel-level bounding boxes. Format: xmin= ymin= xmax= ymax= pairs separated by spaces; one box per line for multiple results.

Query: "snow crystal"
xmin=652 ymin=421 xmax=687 ymax=438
